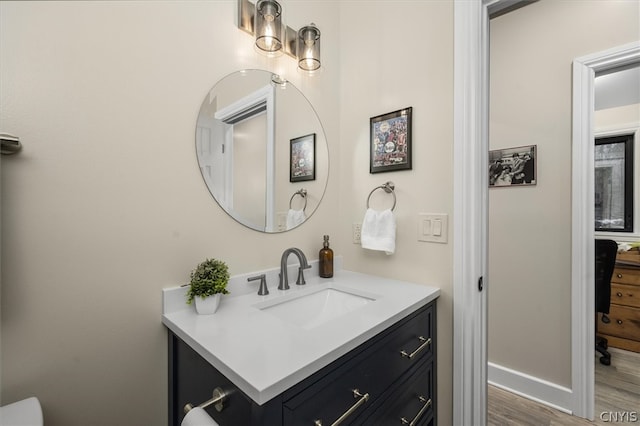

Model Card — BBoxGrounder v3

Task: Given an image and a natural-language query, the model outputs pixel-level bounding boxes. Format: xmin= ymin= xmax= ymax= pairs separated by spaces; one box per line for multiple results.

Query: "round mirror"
xmin=196 ymin=69 xmax=328 ymax=232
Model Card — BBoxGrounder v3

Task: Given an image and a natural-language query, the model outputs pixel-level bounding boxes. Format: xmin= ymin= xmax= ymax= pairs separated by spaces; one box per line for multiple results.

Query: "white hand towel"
xmin=181 ymin=407 xmax=219 ymax=426
xmin=286 ymin=209 xmax=306 ymax=230
xmin=361 ymin=208 xmax=396 ymax=255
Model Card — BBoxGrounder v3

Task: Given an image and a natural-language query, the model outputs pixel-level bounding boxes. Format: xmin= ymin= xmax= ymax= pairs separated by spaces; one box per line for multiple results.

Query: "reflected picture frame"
xmin=370 ymin=107 xmax=412 ymax=173
xmin=290 ymin=133 xmax=316 ymax=182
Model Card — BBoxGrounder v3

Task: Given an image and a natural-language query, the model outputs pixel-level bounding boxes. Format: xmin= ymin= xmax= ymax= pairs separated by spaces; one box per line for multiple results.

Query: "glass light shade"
xmin=255 ymin=0 xmax=283 ymax=53
xmin=297 ymin=24 xmax=321 ymax=71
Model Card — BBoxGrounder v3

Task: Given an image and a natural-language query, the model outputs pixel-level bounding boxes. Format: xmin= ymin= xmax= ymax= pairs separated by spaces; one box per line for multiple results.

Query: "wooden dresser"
xmin=597 ymin=249 xmax=640 ymax=353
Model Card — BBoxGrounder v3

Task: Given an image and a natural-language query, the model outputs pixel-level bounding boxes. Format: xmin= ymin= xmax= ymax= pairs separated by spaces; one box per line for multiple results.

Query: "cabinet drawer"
xmin=611 ymin=267 xmax=640 ymax=285
xmin=597 ymin=304 xmax=640 ymax=342
xmin=611 ymin=283 xmax=640 ymax=308
xmin=283 ymin=304 xmax=434 ymax=426
xmin=366 ymin=360 xmax=434 ymax=426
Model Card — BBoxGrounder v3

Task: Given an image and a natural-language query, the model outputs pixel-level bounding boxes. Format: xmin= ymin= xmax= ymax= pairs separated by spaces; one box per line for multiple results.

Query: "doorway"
xmin=487 ymin=14 xmax=640 ymax=425
xmin=572 ymin=42 xmax=640 ymax=418
xmin=487 ymin=9 xmax=640 ymax=423
xmin=453 ymin=1 xmax=640 ymax=424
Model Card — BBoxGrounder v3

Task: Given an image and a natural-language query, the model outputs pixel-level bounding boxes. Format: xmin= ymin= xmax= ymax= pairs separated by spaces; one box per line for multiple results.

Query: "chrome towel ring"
xmin=289 ymin=189 xmax=308 ymax=211
xmin=366 ymin=181 xmax=396 ymax=211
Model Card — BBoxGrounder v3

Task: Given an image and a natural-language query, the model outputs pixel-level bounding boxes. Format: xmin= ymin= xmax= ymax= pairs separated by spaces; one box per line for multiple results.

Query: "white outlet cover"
xmin=352 ymin=223 xmax=362 ymax=244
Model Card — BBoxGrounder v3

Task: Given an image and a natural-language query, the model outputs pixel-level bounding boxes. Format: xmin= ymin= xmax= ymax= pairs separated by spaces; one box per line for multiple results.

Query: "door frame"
xmin=453 ymin=1 xmax=603 ymax=424
xmin=453 ymin=1 xmax=491 ymax=425
xmin=456 ymin=0 xmax=640 ymax=422
xmin=571 ymin=40 xmax=640 ymax=419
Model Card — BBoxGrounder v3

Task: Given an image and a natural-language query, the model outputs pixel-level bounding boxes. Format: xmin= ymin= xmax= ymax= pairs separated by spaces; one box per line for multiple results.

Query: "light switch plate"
xmin=418 ymin=213 xmax=448 ymax=243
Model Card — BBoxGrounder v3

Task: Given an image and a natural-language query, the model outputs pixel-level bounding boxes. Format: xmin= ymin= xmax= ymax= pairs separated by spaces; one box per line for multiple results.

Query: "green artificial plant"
xmin=186 ymin=258 xmax=230 ymax=304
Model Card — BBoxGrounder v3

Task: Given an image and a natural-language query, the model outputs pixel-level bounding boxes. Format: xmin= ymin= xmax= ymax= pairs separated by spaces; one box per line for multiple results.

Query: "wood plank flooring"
xmin=595 ymin=348 xmax=640 ymax=420
xmin=488 ymin=348 xmax=640 ymax=425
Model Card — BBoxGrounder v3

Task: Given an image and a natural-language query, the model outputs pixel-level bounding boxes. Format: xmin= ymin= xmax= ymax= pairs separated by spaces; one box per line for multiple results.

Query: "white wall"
xmin=0 ymin=2 xmax=340 ymax=425
xmin=339 ymin=2 xmax=454 ymax=424
xmin=12 ymin=1 xmax=623 ymax=424
xmin=489 ymin=0 xmax=639 ymax=393
xmin=596 ymin=104 xmax=640 ymax=131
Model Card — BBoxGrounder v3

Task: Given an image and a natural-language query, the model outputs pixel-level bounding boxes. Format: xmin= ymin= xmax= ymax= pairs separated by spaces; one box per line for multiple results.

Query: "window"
xmin=595 ymin=134 xmax=634 ymax=232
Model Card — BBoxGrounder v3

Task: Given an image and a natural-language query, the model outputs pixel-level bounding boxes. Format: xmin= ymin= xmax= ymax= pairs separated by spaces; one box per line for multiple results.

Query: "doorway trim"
xmin=453 ymin=1 xmax=490 ymax=425
xmin=454 ymin=1 xmax=533 ymax=424
xmin=571 ymin=40 xmax=640 ymax=420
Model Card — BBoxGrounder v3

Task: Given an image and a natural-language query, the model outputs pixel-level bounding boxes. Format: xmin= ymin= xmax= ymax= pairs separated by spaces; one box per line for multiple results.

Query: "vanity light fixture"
xmin=237 ymin=0 xmax=322 ymax=72
xmin=254 ymin=0 xmax=283 ymax=54
xmin=297 ymin=24 xmax=321 ymax=72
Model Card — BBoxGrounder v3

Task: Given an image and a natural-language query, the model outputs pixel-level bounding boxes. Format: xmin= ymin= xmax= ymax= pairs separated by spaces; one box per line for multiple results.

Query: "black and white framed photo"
xmin=489 ymin=144 xmax=537 ymax=187
xmin=290 ymin=133 xmax=316 ymax=182
xmin=370 ymin=107 xmax=412 ymax=173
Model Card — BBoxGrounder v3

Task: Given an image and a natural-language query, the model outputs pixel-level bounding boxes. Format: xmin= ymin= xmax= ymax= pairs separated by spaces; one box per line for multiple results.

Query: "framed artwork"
xmin=370 ymin=107 xmax=412 ymax=173
xmin=290 ymin=133 xmax=316 ymax=182
xmin=489 ymin=144 xmax=537 ymax=187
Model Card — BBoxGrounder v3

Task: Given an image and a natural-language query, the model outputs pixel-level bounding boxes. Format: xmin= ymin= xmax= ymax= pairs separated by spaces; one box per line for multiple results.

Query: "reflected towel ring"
xmin=367 ymin=182 xmax=396 ymax=211
xmin=289 ymin=189 xmax=308 ymax=211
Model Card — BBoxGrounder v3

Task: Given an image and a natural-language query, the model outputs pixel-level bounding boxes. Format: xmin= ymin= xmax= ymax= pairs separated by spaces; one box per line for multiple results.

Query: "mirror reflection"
xmin=196 ymin=70 xmax=328 ymax=233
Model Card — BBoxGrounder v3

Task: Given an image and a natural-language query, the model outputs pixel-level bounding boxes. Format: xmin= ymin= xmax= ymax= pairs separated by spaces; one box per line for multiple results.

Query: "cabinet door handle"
xmin=616 ymin=292 xmax=623 ymax=297
xmin=617 ymin=273 xmax=623 ymax=278
xmin=401 ymin=396 xmax=432 ymax=426
xmin=400 ymin=336 xmax=431 ymax=359
xmin=617 ymin=320 xmax=623 ymax=325
xmin=314 ymin=389 xmax=369 ymax=426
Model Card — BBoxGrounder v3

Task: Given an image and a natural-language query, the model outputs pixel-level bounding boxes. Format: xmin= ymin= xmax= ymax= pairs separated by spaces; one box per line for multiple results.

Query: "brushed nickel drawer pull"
xmin=617 ymin=292 xmax=623 ymax=297
xmin=401 ymin=396 xmax=432 ymax=426
xmin=400 ymin=336 xmax=431 ymax=359
xmin=617 ymin=319 xmax=623 ymax=325
xmin=314 ymin=389 xmax=369 ymax=426
xmin=617 ymin=273 xmax=623 ymax=278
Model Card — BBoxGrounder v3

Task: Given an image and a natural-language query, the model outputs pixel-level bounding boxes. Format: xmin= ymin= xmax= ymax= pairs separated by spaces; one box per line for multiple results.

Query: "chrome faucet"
xmin=278 ymin=248 xmax=311 ymax=290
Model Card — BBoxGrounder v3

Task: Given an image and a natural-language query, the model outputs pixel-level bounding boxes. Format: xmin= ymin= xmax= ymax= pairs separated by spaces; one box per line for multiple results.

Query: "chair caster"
xmin=599 ymin=356 xmax=611 ymax=366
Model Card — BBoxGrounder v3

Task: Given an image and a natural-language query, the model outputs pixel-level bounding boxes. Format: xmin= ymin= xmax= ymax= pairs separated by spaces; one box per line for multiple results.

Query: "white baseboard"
xmin=488 ymin=362 xmax=574 ymax=414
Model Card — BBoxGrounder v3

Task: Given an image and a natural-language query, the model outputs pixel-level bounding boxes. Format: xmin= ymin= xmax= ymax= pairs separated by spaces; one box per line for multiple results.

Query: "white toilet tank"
xmin=0 ymin=397 xmax=43 ymax=426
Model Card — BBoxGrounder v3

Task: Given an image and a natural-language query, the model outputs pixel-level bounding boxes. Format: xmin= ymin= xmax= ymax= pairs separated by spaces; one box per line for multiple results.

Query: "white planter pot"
xmin=194 ymin=293 xmax=221 ymax=315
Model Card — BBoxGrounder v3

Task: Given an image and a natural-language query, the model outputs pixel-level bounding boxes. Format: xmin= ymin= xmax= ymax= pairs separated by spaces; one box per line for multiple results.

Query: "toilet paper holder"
xmin=184 ymin=387 xmax=227 ymax=414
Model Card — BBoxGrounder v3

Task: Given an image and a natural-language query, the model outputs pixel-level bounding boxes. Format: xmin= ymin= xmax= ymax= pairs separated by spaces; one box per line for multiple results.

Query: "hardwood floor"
xmin=488 ymin=348 xmax=640 ymax=426
xmin=595 ymin=348 xmax=640 ymax=420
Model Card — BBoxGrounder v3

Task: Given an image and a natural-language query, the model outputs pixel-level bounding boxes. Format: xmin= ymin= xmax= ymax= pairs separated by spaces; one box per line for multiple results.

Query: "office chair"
xmin=595 ymin=239 xmax=617 ymax=366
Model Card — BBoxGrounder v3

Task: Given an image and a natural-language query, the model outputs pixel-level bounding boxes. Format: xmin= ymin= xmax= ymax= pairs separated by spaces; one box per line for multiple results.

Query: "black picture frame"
xmin=290 ymin=133 xmax=316 ymax=182
xmin=488 ymin=144 xmax=537 ymax=187
xmin=370 ymin=107 xmax=412 ymax=173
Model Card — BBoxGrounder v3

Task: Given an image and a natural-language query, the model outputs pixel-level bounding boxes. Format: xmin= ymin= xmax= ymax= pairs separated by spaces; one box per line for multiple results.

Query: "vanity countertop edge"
xmin=162 ymin=266 xmax=440 ymax=406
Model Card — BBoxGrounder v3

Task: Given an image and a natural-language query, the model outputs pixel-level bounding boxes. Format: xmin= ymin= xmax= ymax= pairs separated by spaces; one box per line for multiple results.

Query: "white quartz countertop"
xmin=162 ymin=265 xmax=440 ymax=405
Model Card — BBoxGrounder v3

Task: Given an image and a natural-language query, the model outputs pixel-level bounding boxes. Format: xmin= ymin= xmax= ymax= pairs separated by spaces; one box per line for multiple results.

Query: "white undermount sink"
xmin=253 ymin=286 xmax=378 ymax=329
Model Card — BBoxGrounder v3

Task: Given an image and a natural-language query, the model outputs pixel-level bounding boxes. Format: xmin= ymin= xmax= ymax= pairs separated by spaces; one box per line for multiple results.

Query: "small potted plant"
xmin=186 ymin=258 xmax=230 ymax=314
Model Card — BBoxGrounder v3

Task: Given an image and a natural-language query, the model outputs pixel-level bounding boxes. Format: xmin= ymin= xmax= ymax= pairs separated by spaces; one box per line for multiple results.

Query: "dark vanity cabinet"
xmin=168 ymin=301 xmax=437 ymax=426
